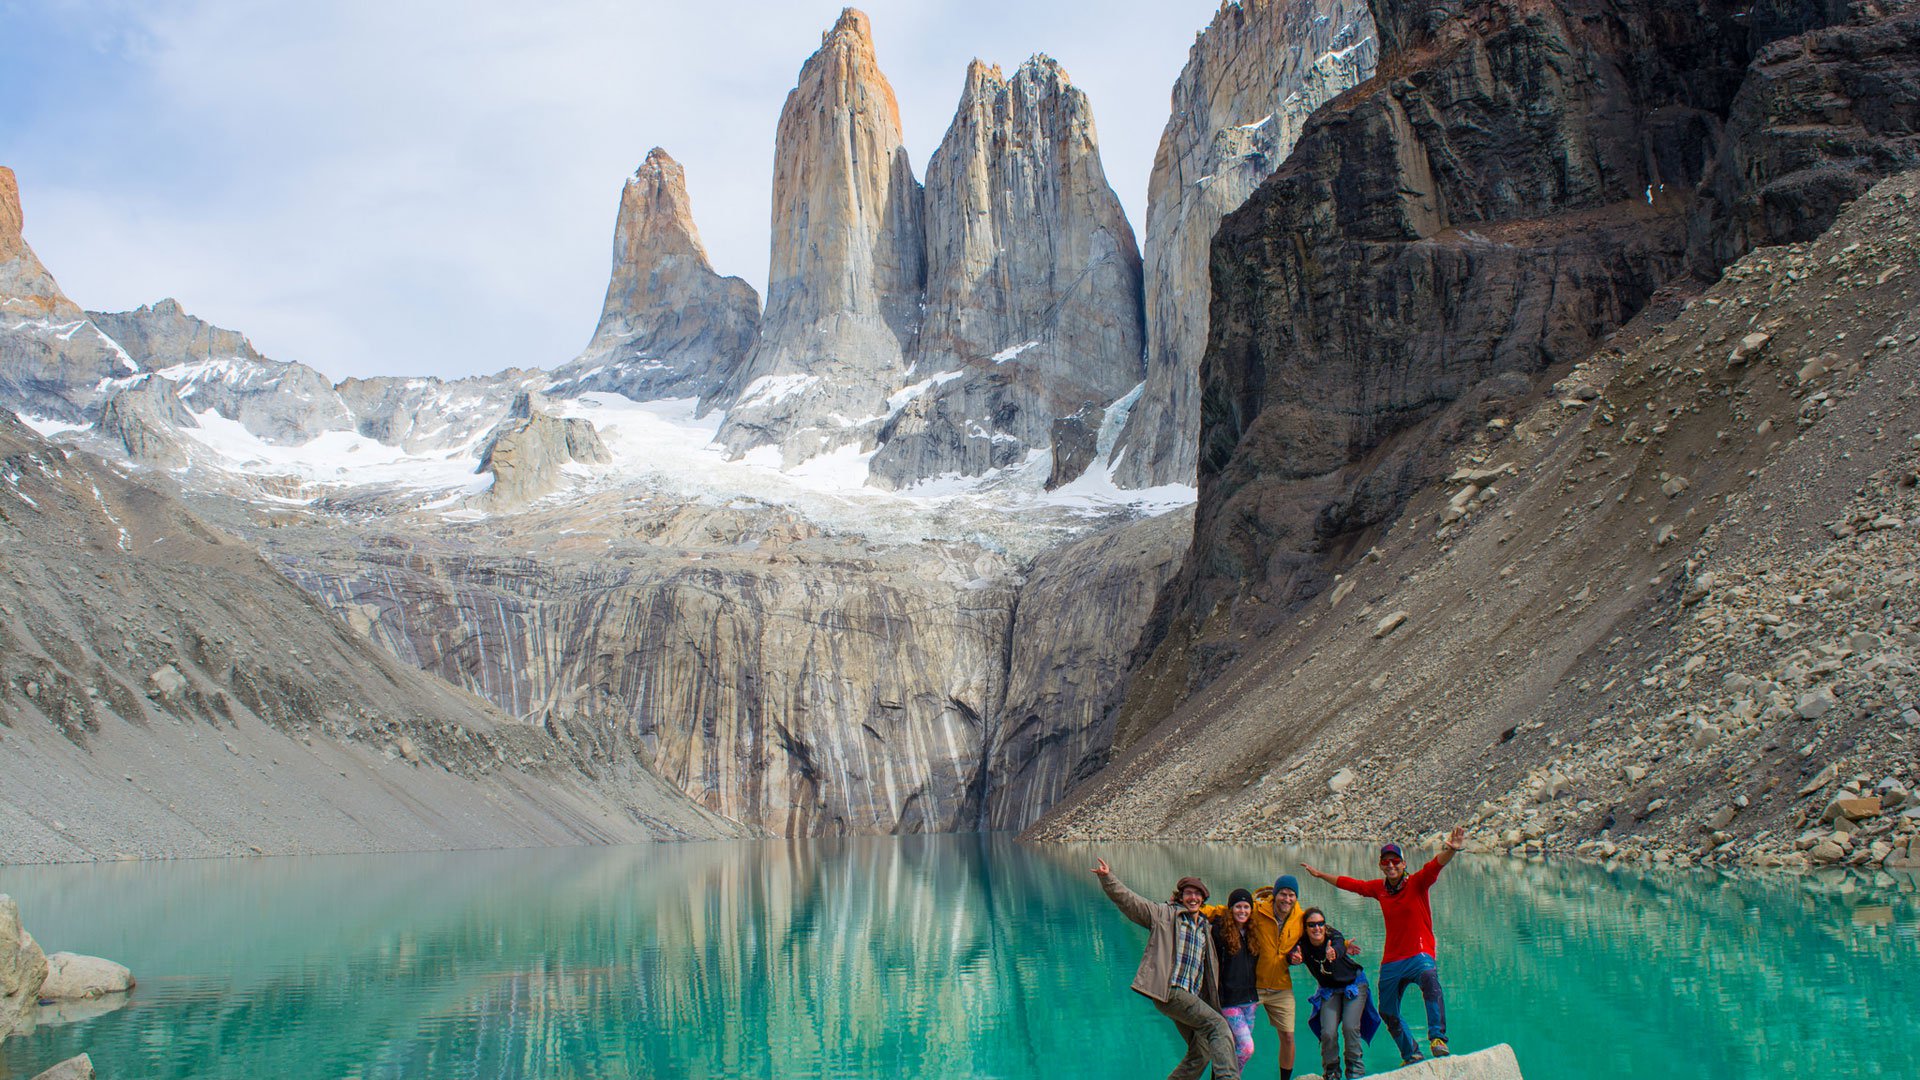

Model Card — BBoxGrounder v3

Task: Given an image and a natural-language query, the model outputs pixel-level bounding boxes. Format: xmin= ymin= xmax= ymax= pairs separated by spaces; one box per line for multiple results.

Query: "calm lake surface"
xmin=2 ymin=836 xmax=1915 ymax=1079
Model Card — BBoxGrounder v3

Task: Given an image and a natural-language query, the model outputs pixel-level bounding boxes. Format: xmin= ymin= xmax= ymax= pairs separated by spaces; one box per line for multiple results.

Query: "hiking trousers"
xmin=1376 ymin=953 xmax=1445 ymax=1061
xmin=1315 ymin=992 xmax=1367 ymax=1079
xmin=1151 ymin=987 xmax=1242 ymax=1080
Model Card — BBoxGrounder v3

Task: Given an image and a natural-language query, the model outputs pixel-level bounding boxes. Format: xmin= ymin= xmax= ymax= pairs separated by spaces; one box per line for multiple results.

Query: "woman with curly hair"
xmin=1213 ymin=887 xmax=1261 ymax=1068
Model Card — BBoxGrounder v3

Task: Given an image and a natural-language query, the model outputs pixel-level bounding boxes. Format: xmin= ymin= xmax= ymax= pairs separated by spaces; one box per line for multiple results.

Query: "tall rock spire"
xmin=0 ymin=166 xmax=82 ymax=319
xmin=552 ymin=148 xmax=760 ymax=403
xmin=1108 ymin=0 xmax=1377 ymax=488
xmin=712 ymin=7 xmax=926 ymax=464
xmin=866 ymin=55 xmax=1144 ymax=489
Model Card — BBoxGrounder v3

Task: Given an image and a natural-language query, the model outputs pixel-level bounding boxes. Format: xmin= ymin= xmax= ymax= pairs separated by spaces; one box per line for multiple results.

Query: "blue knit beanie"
xmin=1274 ymin=874 xmax=1300 ymax=895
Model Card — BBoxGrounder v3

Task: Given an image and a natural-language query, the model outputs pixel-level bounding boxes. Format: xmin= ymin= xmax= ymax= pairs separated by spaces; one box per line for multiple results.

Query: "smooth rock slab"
xmin=39 ymin=953 xmax=133 ymax=1000
xmin=1300 ymin=1042 xmax=1523 ymax=1079
xmin=29 ymin=1054 xmax=93 ymax=1080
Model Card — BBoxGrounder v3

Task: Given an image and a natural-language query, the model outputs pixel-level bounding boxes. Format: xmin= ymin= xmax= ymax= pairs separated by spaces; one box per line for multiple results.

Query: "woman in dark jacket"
xmin=1288 ymin=907 xmax=1381 ymax=1080
xmin=1212 ymin=888 xmax=1261 ymax=1067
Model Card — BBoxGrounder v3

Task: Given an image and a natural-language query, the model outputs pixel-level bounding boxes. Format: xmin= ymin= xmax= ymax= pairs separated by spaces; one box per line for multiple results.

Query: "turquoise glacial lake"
xmin=2 ymin=836 xmax=1916 ymax=1079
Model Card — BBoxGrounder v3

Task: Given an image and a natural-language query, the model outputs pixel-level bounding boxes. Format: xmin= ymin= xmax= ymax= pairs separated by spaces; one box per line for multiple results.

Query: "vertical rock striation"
xmin=714 ymin=8 xmax=925 ymax=465
xmin=868 ymin=56 xmax=1144 ymax=489
xmin=548 ymin=148 xmax=761 ymax=403
xmin=982 ymin=509 xmax=1190 ymax=828
xmin=1110 ymin=0 xmax=1378 ymax=489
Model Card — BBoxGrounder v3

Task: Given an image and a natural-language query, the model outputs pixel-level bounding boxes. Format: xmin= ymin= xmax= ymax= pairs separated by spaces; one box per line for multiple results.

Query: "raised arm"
xmin=1432 ymin=826 xmax=1468 ymax=870
xmin=1305 ymin=862 xmax=1376 ymax=896
xmin=1092 ymin=858 xmax=1154 ymax=928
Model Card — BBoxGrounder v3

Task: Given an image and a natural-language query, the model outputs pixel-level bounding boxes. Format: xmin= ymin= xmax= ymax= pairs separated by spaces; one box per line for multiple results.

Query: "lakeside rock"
xmin=39 ymin=953 xmax=134 ymax=1000
xmin=1 ymin=895 xmax=48 ymax=1040
xmin=29 ymin=1055 xmax=94 ymax=1080
xmin=1301 ymin=1042 xmax=1522 ymax=1079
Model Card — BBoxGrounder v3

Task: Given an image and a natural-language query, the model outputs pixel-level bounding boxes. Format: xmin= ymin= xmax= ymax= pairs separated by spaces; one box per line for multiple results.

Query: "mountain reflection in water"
xmin=2 ymin=836 xmax=1914 ymax=1079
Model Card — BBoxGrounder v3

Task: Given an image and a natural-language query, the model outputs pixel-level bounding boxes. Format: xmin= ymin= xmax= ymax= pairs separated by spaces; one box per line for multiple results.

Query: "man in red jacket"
xmin=1301 ymin=826 xmax=1467 ymax=1065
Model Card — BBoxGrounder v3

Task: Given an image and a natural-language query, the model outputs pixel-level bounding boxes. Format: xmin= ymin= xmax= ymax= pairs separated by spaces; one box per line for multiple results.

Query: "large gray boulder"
xmin=39 ymin=952 xmax=135 ymax=1000
xmin=0 ymin=894 xmax=49 ymax=1040
xmin=474 ymin=392 xmax=612 ymax=509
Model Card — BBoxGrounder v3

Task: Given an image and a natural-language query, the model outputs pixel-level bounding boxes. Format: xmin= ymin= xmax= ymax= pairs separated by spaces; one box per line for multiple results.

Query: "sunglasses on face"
xmin=1305 ymin=921 xmax=1327 ymax=928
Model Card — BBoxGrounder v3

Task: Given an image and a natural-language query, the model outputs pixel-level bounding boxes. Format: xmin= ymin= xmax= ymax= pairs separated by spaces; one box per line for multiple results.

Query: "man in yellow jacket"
xmin=1204 ymin=875 xmax=1307 ymax=1080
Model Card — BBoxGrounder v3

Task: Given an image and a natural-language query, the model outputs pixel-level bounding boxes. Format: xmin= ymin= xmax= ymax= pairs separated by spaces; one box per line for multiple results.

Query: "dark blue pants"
xmin=1376 ymin=953 xmax=1445 ymax=1061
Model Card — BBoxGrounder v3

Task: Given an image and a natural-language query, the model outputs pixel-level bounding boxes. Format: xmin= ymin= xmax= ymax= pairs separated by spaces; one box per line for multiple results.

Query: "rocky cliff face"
xmin=92 ymin=376 xmax=199 ymax=467
xmin=474 ymin=392 xmax=612 ymax=509
xmin=1128 ymin=0 xmax=1920 ymax=711
xmin=1690 ymin=9 xmax=1920 ymax=269
xmin=1109 ymin=0 xmax=1378 ymax=489
xmin=982 ymin=509 xmax=1190 ymax=828
xmin=0 ymin=410 xmax=742 ymax=862
xmin=90 ymin=300 xmax=353 ymax=443
xmin=1036 ymin=0 xmax=1920 ymax=854
xmin=714 ymin=8 xmax=926 ymax=464
xmin=550 ymin=148 xmax=761 ymax=404
xmin=867 ymin=56 xmax=1144 ymax=489
xmin=259 ymin=490 xmax=1187 ymax=836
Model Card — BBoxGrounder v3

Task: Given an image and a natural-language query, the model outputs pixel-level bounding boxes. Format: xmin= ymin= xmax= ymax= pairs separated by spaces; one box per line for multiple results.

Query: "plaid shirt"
xmin=1169 ymin=908 xmax=1212 ymax=995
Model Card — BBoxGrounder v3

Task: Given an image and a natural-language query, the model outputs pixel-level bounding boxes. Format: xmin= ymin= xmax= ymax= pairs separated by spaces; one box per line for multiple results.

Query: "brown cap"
xmin=1172 ymin=876 xmax=1210 ymax=902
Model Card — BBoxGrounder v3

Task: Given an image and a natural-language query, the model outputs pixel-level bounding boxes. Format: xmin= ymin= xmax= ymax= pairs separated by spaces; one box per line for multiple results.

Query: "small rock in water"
xmin=28 ymin=1055 xmax=94 ymax=1080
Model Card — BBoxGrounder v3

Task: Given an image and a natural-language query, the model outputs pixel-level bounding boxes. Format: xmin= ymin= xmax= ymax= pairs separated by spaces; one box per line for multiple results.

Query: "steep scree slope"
xmin=0 ymin=412 xmax=741 ymax=861
xmin=1031 ymin=169 xmax=1920 ymax=876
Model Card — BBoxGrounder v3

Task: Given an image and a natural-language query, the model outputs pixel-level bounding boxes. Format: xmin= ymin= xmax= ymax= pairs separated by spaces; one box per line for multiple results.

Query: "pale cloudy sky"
xmin=1 ymin=0 xmax=1222 ymax=381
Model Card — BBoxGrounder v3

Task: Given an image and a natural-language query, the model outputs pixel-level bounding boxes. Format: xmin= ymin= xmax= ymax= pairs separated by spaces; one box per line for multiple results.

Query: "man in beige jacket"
xmin=1093 ymin=857 xmax=1242 ymax=1080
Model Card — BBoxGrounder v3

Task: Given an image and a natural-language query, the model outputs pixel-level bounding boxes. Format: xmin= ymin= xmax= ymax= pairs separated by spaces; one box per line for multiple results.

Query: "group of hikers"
xmin=1091 ymin=826 xmax=1467 ymax=1080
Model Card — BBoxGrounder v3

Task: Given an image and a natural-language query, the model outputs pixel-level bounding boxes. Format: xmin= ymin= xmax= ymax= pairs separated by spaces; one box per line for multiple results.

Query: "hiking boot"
xmin=1400 ymin=1054 xmax=1424 ymax=1067
xmin=1430 ymin=1037 xmax=1450 ymax=1058
xmin=1320 ymin=1064 xmax=1343 ymax=1080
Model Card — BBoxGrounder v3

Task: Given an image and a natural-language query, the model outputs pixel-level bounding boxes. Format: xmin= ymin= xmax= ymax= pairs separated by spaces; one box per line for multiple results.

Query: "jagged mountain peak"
xmin=618 ymin=146 xmax=712 ymax=269
xmin=709 ymin=4 xmax=924 ymax=463
xmin=824 ymin=7 xmax=874 ymax=49
xmin=550 ymin=143 xmax=761 ymax=404
xmin=0 ymin=165 xmax=82 ymax=319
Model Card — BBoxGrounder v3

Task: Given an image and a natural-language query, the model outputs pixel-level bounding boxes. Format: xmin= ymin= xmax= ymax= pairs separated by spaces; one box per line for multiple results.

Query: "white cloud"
xmin=7 ymin=0 xmax=1219 ymax=381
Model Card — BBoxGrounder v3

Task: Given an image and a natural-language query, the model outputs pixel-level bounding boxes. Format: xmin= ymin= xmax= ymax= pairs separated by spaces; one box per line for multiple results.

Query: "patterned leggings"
xmin=1221 ymin=1002 xmax=1258 ymax=1065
